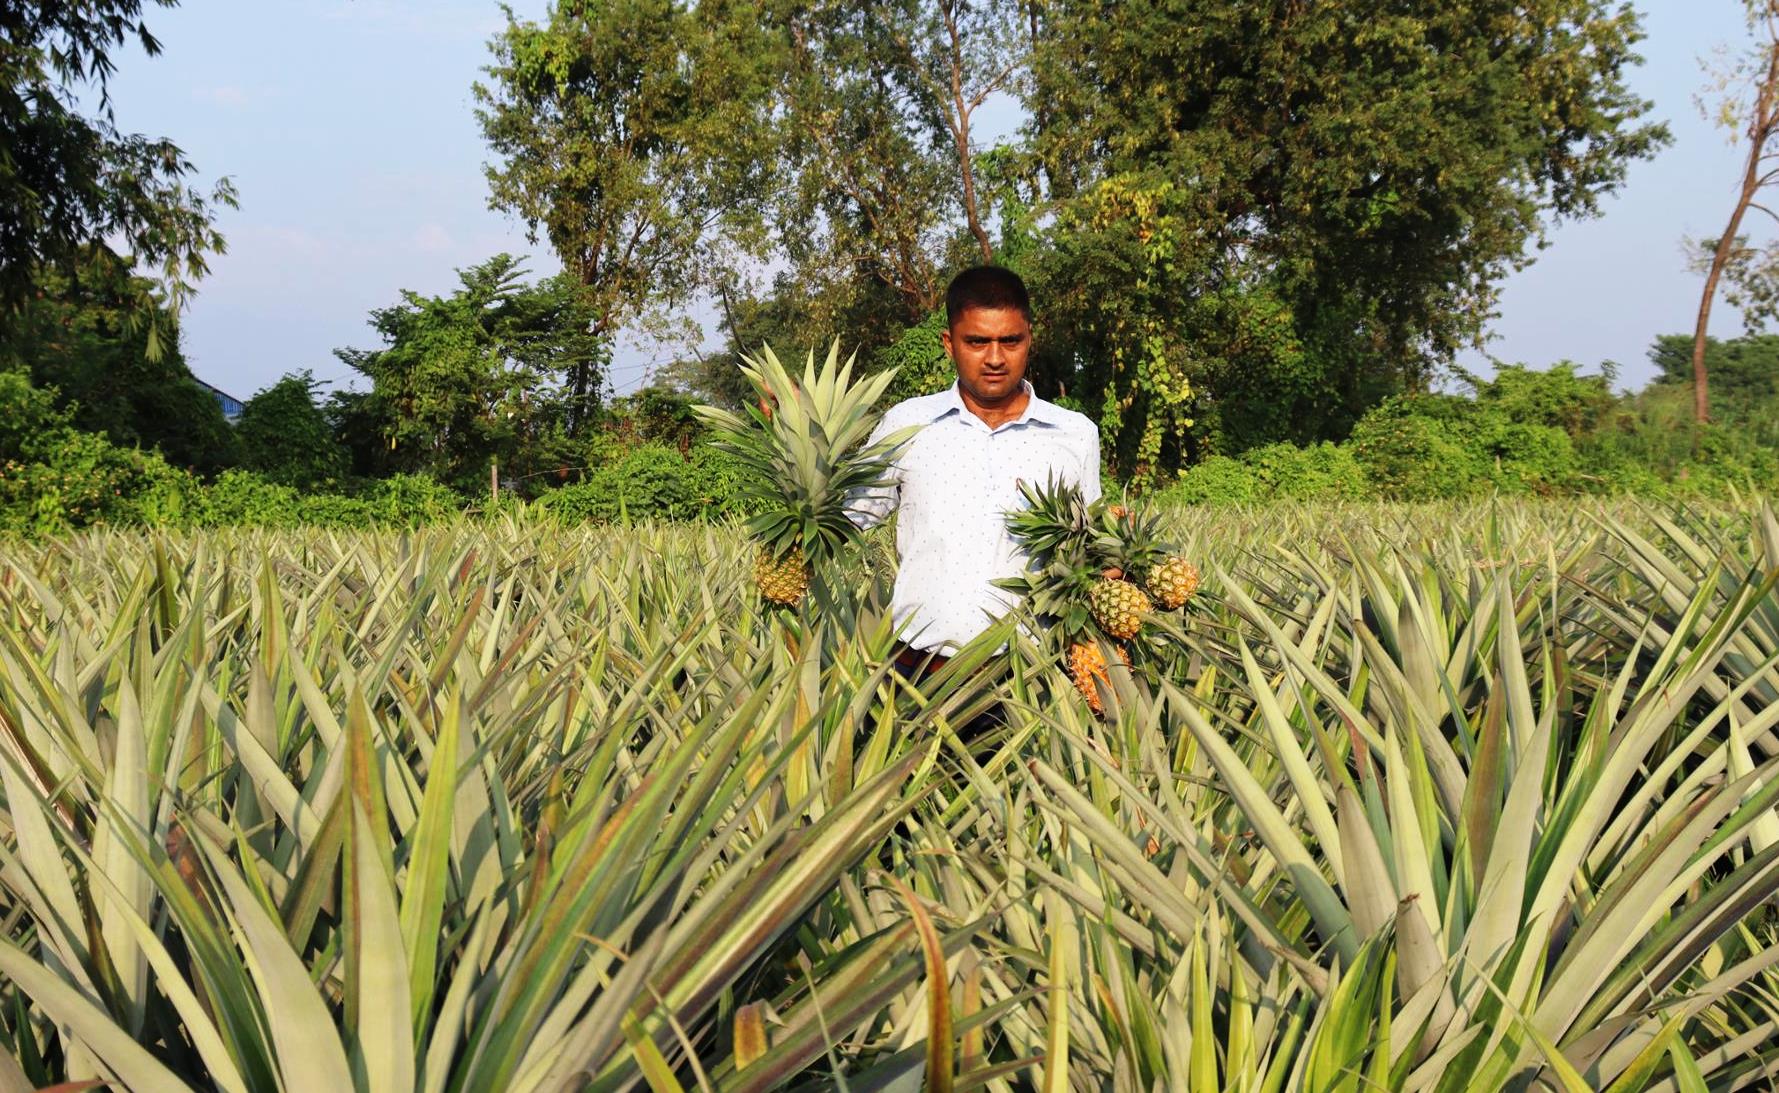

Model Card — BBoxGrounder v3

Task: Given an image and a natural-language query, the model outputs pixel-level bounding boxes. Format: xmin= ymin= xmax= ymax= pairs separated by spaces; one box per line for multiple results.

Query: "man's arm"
xmin=1079 ymin=422 xmax=1103 ymax=504
xmin=846 ymin=415 xmax=901 ymax=529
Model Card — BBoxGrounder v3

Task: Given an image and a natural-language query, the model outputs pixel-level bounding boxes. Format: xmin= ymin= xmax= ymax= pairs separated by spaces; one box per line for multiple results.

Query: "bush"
xmin=1348 ymin=395 xmax=1493 ymax=500
xmin=531 ymin=443 xmax=760 ymax=525
xmin=365 ymin=474 xmax=463 ymax=526
xmin=878 ymin=312 xmax=953 ymax=403
xmin=1161 ymin=455 xmax=1265 ymax=506
xmin=1242 ymin=442 xmax=1369 ymax=500
xmin=0 ymin=438 xmax=200 ymax=535
xmin=198 ymin=471 xmax=304 ymax=528
xmin=1482 ymin=421 xmax=1579 ymax=495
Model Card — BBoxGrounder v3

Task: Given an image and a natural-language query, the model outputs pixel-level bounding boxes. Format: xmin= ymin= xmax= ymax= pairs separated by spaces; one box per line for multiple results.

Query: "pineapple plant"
xmin=696 ymin=342 xmax=915 ymax=607
xmin=1002 ymin=477 xmax=1203 ymax=713
xmin=1000 ymin=476 xmax=1148 ymax=713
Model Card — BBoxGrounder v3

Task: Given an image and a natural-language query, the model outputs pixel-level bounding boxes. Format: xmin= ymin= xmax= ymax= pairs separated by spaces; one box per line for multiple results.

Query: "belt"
xmin=894 ymin=645 xmax=951 ymax=674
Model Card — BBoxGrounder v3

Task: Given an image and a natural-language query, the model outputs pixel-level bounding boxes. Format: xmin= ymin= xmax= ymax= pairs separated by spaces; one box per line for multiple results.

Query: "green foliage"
xmin=1347 ymin=395 xmax=1495 ymax=500
xmin=0 ymin=1 xmax=234 ymax=321
xmin=236 ymin=371 xmax=349 ymax=489
xmin=0 ymin=369 xmax=204 ymax=534
xmin=361 ymin=473 xmax=465 ymax=526
xmin=1162 ymin=442 xmax=1367 ymax=506
xmin=0 ymin=369 xmax=72 ymax=464
xmin=334 ymin=254 xmax=607 ymax=491
xmin=195 ymin=471 xmax=462 ymax=529
xmin=2 ymin=247 xmax=238 ymax=473
xmin=1647 ymin=333 xmax=1779 ymax=437
xmin=878 ymin=311 xmax=953 ymax=403
xmin=0 ymin=427 xmax=203 ymax=536
xmin=476 ymin=0 xmax=780 ymax=363
xmin=533 ymin=443 xmax=752 ymax=525
xmin=1025 ymin=0 xmax=1667 ymax=473
xmin=196 ymin=469 xmax=305 ymax=527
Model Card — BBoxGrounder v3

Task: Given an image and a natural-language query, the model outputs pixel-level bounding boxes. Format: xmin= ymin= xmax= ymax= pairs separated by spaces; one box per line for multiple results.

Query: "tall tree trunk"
xmin=955 ymin=112 xmax=993 ymax=263
xmin=1693 ymin=24 xmax=1779 ymax=424
xmin=1692 ymin=138 xmax=1765 ymax=424
xmin=941 ymin=2 xmax=994 ymax=264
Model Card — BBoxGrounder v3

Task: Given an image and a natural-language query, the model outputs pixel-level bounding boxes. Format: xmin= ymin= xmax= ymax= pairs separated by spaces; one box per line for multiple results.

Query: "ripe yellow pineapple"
xmin=1088 ymin=577 xmax=1151 ymax=640
xmin=752 ymin=545 xmax=809 ymax=605
xmin=1068 ymin=640 xmax=1128 ymax=714
xmin=1146 ymin=557 xmax=1200 ymax=610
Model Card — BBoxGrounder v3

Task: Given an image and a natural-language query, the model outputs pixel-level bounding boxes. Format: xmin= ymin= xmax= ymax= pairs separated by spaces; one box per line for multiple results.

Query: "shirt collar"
xmin=935 ymin=380 xmax=1062 ymax=427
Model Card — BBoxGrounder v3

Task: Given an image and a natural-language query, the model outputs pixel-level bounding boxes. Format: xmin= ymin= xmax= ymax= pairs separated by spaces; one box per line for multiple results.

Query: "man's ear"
xmin=940 ymin=325 xmax=955 ymax=362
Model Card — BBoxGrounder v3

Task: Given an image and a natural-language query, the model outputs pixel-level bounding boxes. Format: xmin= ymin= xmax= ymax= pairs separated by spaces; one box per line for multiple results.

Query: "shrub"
xmin=878 ymin=311 xmax=953 ymax=403
xmin=1348 ymin=395 xmax=1493 ymax=500
xmin=1162 ymin=455 xmax=1265 ymax=505
xmin=0 ymin=425 xmax=202 ymax=535
xmin=1483 ymin=421 xmax=1578 ymax=495
xmin=198 ymin=470 xmax=304 ymax=528
xmin=1242 ymin=442 xmax=1369 ymax=501
xmin=535 ymin=443 xmax=724 ymax=524
xmin=365 ymin=473 xmax=463 ymax=526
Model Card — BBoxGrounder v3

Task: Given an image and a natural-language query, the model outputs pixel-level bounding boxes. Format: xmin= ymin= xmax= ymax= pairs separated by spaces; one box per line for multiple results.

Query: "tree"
xmin=0 ymin=0 xmax=234 ymax=336
xmin=765 ymin=0 xmax=1027 ymax=326
xmin=236 ymin=371 xmax=348 ymax=490
xmin=1025 ymin=0 xmax=1668 ymax=476
xmin=334 ymin=255 xmax=606 ymax=492
xmin=475 ymin=0 xmax=780 ymax=431
xmin=1650 ymin=331 xmax=1779 ymax=426
xmin=1688 ymin=0 xmax=1779 ymax=424
xmin=771 ymin=3 xmax=954 ymax=326
xmin=1 ymin=244 xmax=237 ymax=473
xmin=883 ymin=0 xmax=1027 ymax=264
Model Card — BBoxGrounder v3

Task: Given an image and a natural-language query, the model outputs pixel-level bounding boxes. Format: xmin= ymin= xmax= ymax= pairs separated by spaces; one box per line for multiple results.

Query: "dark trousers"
xmin=892 ymin=644 xmax=1007 ymax=748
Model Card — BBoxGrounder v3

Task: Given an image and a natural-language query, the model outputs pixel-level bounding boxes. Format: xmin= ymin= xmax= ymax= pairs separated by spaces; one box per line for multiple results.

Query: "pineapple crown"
xmin=694 ymin=342 xmax=917 ymax=564
xmin=1001 ymin=476 xmax=1191 ymax=644
xmin=1000 ymin=476 xmax=1115 ymax=643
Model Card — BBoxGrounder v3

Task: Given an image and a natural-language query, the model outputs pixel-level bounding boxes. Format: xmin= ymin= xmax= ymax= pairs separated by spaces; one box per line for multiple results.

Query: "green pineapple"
xmin=695 ymin=342 xmax=915 ymax=607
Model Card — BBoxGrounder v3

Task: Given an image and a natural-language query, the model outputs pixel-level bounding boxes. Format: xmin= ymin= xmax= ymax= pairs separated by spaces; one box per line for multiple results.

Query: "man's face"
xmin=943 ymin=306 xmax=1031 ymax=405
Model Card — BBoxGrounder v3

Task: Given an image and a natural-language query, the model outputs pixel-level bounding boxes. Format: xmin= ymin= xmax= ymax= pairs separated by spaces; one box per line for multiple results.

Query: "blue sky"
xmin=103 ymin=1 xmax=1757 ymax=400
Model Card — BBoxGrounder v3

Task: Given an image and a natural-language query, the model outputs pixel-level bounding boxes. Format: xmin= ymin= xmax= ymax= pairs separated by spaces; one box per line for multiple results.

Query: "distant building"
xmin=193 ymin=378 xmax=245 ymax=423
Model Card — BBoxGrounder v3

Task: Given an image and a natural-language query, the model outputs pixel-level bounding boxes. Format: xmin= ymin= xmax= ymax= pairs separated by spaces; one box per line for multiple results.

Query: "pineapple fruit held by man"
xmin=848 ymin=267 xmax=1102 ymax=676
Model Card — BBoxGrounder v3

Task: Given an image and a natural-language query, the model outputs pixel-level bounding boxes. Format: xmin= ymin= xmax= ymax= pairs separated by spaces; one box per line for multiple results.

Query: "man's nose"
xmin=985 ymin=341 xmax=1004 ymax=365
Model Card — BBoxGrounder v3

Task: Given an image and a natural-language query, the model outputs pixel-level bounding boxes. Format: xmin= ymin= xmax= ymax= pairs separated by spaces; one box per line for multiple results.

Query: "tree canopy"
xmin=0 ymin=0 xmax=233 ymax=329
xmin=1 ymin=245 xmax=236 ymax=472
xmin=1021 ymin=0 xmax=1668 ymax=474
xmin=332 ymin=255 xmax=606 ymax=492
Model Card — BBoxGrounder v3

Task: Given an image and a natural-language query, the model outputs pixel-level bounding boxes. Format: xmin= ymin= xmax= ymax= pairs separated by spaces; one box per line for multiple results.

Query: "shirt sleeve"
xmin=1078 ymin=421 xmax=1103 ymax=504
xmin=846 ymin=414 xmax=901 ymax=529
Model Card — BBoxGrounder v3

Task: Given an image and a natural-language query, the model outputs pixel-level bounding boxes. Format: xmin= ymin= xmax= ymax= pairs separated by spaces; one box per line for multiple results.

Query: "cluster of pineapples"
xmin=694 ymin=342 xmax=913 ymax=607
xmin=1001 ymin=478 xmax=1201 ymax=713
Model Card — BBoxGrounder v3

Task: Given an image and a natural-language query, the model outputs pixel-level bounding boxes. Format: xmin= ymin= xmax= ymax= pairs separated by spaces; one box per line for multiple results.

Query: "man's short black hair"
xmin=945 ymin=266 xmax=1031 ymax=325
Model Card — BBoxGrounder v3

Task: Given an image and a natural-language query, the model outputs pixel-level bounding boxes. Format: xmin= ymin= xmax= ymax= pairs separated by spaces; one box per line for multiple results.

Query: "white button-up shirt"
xmin=850 ymin=381 xmax=1102 ymax=653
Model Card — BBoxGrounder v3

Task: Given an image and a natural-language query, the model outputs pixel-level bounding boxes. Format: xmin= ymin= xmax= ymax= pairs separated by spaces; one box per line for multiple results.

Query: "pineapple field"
xmin=1 ymin=497 xmax=1778 ymax=1092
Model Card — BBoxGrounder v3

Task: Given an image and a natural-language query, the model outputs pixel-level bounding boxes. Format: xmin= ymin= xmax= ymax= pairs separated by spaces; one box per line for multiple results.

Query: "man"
xmin=851 ymin=266 xmax=1101 ymax=674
